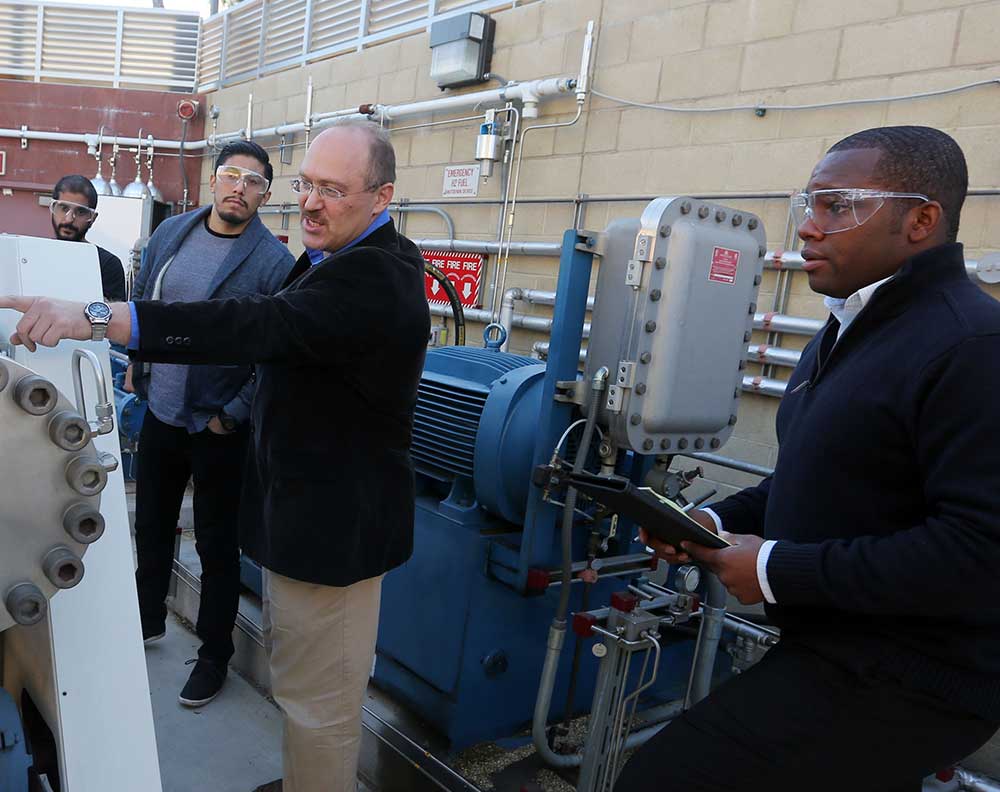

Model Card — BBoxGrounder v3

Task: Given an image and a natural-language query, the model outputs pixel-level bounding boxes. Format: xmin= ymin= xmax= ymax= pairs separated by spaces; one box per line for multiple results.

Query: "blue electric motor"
xmin=0 ymin=689 xmax=30 ymax=792
xmin=411 ymin=343 xmax=547 ymax=524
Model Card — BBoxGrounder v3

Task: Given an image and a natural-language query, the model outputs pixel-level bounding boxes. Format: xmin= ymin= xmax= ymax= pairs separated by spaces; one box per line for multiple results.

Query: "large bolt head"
xmin=65 ymin=456 xmax=108 ymax=496
xmin=42 ymin=546 xmax=85 ymax=590
xmin=63 ymin=503 xmax=106 ymax=544
xmin=49 ymin=410 xmax=91 ymax=452
xmin=5 ymin=582 xmax=48 ymax=626
xmin=14 ymin=375 xmax=58 ymax=416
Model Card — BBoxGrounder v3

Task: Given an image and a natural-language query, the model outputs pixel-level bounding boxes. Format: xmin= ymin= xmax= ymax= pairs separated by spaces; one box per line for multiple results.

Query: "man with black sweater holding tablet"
xmin=617 ymin=127 xmax=1000 ymax=791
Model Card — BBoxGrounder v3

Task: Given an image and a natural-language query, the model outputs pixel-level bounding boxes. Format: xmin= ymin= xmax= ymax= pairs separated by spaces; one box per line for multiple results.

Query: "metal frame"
xmin=196 ymin=0 xmax=535 ymax=91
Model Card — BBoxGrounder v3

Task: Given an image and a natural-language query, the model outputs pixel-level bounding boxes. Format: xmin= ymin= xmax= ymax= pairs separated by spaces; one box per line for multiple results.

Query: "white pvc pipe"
xmin=0 ymin=75 xmax=577 ymax=155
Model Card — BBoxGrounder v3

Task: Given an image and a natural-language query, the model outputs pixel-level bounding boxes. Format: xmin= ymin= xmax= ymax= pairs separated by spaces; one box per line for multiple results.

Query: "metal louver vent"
xmin=308 ymin=0 xmax=360 ymax=57
xmin=263 ymin=0 xmax=306 ymax=69
xmin=368 ymin=0 xmax=425 ymax=35
xmin=0 ymin=0 xmax=199 ymax=91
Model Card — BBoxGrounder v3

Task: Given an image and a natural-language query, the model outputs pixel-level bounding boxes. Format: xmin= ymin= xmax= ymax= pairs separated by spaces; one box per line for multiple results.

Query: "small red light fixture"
xmin=176 ymin=99 xmax=200 ymax=121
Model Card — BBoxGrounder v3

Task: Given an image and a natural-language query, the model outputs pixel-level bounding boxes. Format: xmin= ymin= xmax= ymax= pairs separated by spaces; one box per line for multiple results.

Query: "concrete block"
xmin=689 ymin=100 xmax=780 ymax=144
xmin=630 ymin=4 xmax=707 ymax=62
xmin=775 ymin=78 xmax=890 ymax=139
xmin=902 ymin=0 xmax=975 ymax=10
xmin=580 ymin=150 xmax=651 ymax=194
xmin=540 ymin=0 xmax=602 ymax=37
xmin=785 ymin=290 xmax=828 ymax=318
xmin=554 ymin=115 xmax=588 ymax=154
xmin=952 ymin=126 xmax=1000 ymax=190
xmin=393 ymin=165 xmax=428 ymax=198
xmin=594 ymin=59 xmax=663 ymax=104
xmin=885 ymin=68 xmax=999 ymax=129
xmin=390 ymin=133 xmax=411 ymax=168
xmin=582 ymin=109 xmax=622 ymax=153
xmin=742 ymin=30 xmax=839 ymax=91
xmin=249 ymin=73 xmax=283 ymax=103
xmin=956 ymin=196 xmax=992 ymax=250
xmin=705 ymin=0 xmax=796 ymax=47
xmin=397 ymin=32 xmax=430 ymax=70
xmin=837 ymin=11 xmax=960 ymax=80
xmin=286 ymin=93 xmax=308 ymax=123
xmin=792 ymin=0 xmax=898 ymax=33
xmin=258 ymin=98 xmax=287 ymax=128
xmin=516 ymin=155 xmax=582 ymax=197
xmin=727 ymin=137 xmax=826 ymax=191
xmin=343 ymin=75 xmax=379 ymax=108
xmin=509 ymin=35 xmax=567 ymax=80
xmin=362 ymin=40 xmax=403 ymax=75
xmin=658 ymin=46 xmax=743 ymax=101
xmin=408 ymin=129 xmax=455 ymax=166
xmin=520 ymin=126 xmax=556 ymax=158
xmin=313 ymin=83 xmax=347 ymax=114
xmin=603 ymin=0 xmax=672 ymax=24
xmin=328 ymin=52 xmax=363 ymax=85
xmin=493 ymin=2 xmax=542 ymax=48
xmin=617 ymin=106 xmax=692 ymax=151
xmin=645 ymin=144 xmax=734 ymax=194
xmin=543 ymin=203 xmax=576 ymax=236
xmin=378 ymin=67 xmax=418 ymax=106
xmin=595 ymin=22 xmax=632 ymax=69
xmin=956 ymin=3 xmax=1000 ymax=66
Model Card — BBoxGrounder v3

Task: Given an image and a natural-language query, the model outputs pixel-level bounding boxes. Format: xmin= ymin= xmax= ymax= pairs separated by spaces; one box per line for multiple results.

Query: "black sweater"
xmin=712 ymin=243 xmax=1000 ymax=721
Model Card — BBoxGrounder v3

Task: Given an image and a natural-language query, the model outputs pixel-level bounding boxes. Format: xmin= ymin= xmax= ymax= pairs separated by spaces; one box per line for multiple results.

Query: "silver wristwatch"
xmin=83 ymin=301 xmax=112 ymax=342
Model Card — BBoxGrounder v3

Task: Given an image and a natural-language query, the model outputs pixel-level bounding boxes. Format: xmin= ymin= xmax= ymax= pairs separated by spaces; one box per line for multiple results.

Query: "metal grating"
xmin=0 ymin=0 xmax=199 ymax=90
xmin=411 ymin=347 xmax=539 ymax=481
xmin=198 ymin=0 xmax=537 ymax=90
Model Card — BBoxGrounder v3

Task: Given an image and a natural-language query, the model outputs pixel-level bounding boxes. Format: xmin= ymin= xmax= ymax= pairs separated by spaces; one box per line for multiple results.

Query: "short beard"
xmin=51 ymin=217 xmax=86 ymax=242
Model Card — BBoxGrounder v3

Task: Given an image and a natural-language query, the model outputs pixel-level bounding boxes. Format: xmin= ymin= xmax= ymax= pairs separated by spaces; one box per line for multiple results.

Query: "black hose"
xmin=424 ymin=261 xmax=466 ymax=346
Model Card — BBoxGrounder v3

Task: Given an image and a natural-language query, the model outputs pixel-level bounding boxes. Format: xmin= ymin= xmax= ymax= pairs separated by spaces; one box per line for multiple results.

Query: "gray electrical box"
xmin=583 ymin=197 xmax=766 ymax=455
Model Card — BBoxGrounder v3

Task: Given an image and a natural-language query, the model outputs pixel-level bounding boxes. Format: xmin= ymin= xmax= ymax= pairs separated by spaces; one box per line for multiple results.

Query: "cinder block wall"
xmin=201 ymin=0 xmax=1000 ymax=498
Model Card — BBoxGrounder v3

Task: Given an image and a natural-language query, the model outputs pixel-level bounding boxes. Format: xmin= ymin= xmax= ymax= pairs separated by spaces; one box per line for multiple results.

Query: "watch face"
xmin=86 ymin=302 xmax=112 ymax=320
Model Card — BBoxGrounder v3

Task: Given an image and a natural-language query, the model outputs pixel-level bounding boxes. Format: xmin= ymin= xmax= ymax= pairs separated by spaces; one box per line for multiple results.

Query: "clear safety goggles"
xmin=50 ymin=199 xmax=97 ymax=222
xmin=215 ymin=165 xmax=270 ymax=193
xmin=790 ymin=188 xmax=929 ymax=235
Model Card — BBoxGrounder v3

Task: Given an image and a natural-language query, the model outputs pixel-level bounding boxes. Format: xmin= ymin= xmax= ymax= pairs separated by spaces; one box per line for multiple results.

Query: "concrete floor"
xmin=144 ymin=616 xmax=284 ymax=792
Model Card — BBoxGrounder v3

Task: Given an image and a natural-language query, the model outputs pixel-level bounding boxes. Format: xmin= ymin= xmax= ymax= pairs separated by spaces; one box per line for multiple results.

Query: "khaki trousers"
xmin=263 ymin=568 xmax=383 ymax=792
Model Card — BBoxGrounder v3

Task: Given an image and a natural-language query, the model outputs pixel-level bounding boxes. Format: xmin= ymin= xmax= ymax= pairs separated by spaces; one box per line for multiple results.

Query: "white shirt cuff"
xmin=701 ymin=507 xmax=724 ymax=534
xmin=757 ymin=539 xmax=778 ymax=604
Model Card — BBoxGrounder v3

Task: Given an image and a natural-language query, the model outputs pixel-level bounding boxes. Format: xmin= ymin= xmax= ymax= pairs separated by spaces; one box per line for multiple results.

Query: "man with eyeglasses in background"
xmin=0 ymin=120 xmax=430 ymax=792
xmin=126 ymin=139 xmax=294 ymax=708
xmin=614 ymin=126 xmax=1000 ymax=791
xmin=50 ymin=174 xmax=126 ymax=302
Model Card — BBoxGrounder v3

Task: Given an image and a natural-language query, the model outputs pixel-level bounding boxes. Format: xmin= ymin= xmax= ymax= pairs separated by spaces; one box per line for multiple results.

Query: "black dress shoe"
xmin=253 ymin=781 xmax=282 ymax=792
xmin=178 ymin=658 xmax=227 ymax=707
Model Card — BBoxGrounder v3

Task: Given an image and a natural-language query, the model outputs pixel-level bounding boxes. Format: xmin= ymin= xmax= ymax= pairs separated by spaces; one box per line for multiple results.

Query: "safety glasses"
xmin=215 ymin=165 xmax=270 ymax=193
xmin=50 ymin=200 xmax=97 ymax=222
xmin=790 ymin=189 xmax=929 ymax=235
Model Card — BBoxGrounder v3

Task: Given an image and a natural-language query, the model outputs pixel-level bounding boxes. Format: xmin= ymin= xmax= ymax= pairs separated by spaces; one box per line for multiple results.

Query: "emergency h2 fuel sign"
xmin=422 ymin=250 xmax=486 ymax=307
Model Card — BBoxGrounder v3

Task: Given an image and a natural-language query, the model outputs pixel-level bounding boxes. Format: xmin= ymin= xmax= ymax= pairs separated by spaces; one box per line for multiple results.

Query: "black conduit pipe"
xmin=424 ymin=262 xmax=466 ymax=346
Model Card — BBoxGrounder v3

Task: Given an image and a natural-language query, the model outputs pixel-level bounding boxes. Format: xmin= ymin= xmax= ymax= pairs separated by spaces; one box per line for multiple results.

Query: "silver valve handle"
xmin=72 ymin=348 xmax=115 ymax=437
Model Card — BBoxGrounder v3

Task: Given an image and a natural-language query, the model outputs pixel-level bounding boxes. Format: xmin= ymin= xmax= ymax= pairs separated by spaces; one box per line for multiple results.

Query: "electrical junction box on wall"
xmin=582 ymin=197 xmax=767 ymax=455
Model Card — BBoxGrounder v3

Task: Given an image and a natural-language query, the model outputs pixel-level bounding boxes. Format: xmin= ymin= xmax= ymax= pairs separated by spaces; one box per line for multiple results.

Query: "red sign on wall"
xmin=422 ymin=250 xmax=486 ymax=308
xmin=708 ymin=246 xmax=740 ymax=285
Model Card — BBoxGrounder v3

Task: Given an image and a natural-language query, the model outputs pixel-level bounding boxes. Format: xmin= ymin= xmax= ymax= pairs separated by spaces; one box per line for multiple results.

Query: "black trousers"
xmin=615 ymin=641 xmax=998 ymax=792
xmin=134 ymin=411 xmax=248 ymax=664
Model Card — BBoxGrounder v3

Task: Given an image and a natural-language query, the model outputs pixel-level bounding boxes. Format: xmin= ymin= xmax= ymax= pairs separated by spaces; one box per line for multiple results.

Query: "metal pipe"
xmin=410 ymin=238 xmax=562 ymax=256
xmin=754 ymin=313 xmax=824 ymax=336
xmin=747 ymin=344 xmax=800 ymax=368
xmin=955 ymin=767 xmax=1000 ymax=792
xmin=498 ymin=287 xmax=522 ymax=351
xmin=684 ymin=571 xmax=728 ymax=708
xmin=679 ymin=451 xmax=774 ymax=478
xmin=428 ymin=304 xmax=590 ymax=337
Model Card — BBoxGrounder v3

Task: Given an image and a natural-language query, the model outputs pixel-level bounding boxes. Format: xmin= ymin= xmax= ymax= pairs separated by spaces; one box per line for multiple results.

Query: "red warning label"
xmin=709 ymin=246 xmax=740 ymax=285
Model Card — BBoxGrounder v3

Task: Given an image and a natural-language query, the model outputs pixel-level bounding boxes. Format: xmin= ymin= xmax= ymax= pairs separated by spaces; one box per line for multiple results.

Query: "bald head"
xmin=313 ymin=120 xmax=395 ymax=190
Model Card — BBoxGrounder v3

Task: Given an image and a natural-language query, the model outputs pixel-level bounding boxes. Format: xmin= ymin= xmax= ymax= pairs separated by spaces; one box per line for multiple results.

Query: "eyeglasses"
xmin=289 ymin=178 xmax=376 ymax=202
xmin=790 ymin=188 xmax=929 ymax=235
xmin=50 ymin=200 xmax=97 ymax=222
xmin=215 ymin=165 xmax=270 ymax=193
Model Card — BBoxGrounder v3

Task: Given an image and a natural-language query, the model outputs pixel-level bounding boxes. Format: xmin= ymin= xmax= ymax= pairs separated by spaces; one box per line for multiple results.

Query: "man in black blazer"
xmin=4 ymin=120 xmax=431 ymax=792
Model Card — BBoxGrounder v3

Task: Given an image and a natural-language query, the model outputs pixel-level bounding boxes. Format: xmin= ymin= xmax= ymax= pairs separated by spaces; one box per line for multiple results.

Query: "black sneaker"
xmin=178 ymin=658 xmax=227 ymax=707
xmin=253 ymin=782 xmax=282 ymax=792
xmin=142 ymin=624 xmax=165 ymax=646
